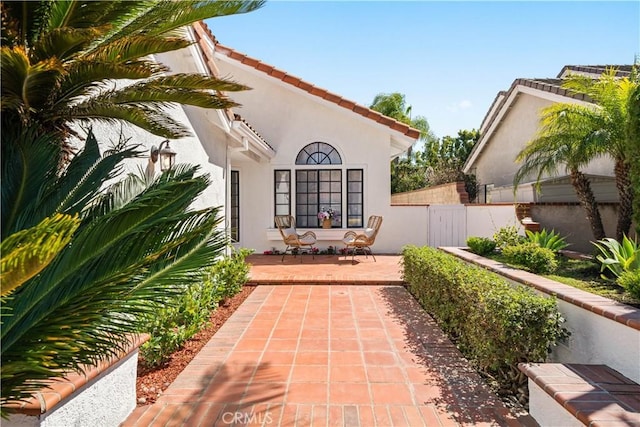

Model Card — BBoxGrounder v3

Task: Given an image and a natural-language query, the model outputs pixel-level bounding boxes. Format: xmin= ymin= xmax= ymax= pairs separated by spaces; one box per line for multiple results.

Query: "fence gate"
xmin=428 ymin=204 xmax=467 ymax=247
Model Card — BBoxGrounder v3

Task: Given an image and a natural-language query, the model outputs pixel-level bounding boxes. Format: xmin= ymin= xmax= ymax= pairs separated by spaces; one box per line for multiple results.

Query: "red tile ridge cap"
xmin=193 ymin=22 xmax=419 ymax=140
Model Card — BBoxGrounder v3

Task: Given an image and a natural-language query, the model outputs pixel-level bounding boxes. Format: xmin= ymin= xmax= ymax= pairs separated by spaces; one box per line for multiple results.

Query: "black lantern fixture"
xmin=157 ymin=140 xmax=176 ymax=171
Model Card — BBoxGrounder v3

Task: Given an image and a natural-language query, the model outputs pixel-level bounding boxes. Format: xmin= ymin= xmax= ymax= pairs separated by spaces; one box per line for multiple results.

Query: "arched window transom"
xmin=295 ymin=142 xmax=342 ymax=165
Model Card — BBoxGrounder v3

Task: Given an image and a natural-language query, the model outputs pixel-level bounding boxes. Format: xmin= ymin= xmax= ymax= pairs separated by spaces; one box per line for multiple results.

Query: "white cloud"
xmin=446 ymin=99 xmax=473 ymax=113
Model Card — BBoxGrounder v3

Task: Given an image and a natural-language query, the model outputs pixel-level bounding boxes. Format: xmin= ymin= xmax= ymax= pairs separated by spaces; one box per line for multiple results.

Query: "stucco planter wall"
xmin=441 ymin=247 xmax=640 ymax=384
xmin=5 ymin=335 xmax=147 ymax=427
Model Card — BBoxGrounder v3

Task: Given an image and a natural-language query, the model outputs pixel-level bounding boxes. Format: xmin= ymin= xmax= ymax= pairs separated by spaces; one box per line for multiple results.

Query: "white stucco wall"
xmin=549 ymin=300 xmax=640 ymax=384
xmin=6 ymin=350 xmax=138 ymax=427
xmin=215 ymin=54 xmax=417 ymax=254
xmin=527 ymin=380 xmax=583 ymax=427
xmin=465 ymin=205 xmax=521 ymax=238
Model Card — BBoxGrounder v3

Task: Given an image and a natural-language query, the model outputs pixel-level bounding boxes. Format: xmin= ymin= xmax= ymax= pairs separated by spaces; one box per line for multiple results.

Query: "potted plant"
xmin=317 ymin=208 xmax=335 ymax=229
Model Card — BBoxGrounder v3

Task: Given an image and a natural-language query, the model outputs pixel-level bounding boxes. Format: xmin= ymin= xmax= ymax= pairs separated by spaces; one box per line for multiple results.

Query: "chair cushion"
xmin=299 ymin=235 xmax=315 ymax=244
xmin=342 ymin=236 xmax=355 ymax=245
xmin=283 ymin=227 xmax=297 ymax=237
xmin=364 ymin=228 xmax=375 ymax=238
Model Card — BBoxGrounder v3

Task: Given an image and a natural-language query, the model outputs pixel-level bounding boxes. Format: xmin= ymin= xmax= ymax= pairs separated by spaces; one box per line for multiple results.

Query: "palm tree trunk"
xmin=570 ymin=169 xmax=606 ymax=240
xmin=614 ymin=158 xmax=634 ymax=240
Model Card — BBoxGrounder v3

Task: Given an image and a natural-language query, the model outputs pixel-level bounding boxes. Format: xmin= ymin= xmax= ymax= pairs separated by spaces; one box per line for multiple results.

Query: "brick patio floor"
xmin=123 ymin=256 xmax=535 ymax=426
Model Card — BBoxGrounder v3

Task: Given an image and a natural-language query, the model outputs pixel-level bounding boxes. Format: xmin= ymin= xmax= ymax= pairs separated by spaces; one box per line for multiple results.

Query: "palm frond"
xmin=45 ymin=0 xmax=145 ymax=30
xmin=48 ymin=129 xmax=144 ymax=216
xmin=1 ymin=163 xmax=227 ymax=406
xmin=101 ymin=0 xmax=264 ymax=43
xmin=0 ymin=1 xmax=48 ymax=48
xmin=54 ymin=60 xmax=164 ymax=109
xmin=1 ymin=126 xmax=141 ymax=237
xmin=61 ymin=102 xmax=192 ymax=138
xmin=147 ymin=73 xmax=250 ymax=92
xmin=1 ymin=214 xmax=79 ymax=296
xmin=87 ymin=35 xmax=192 ymax=63
xmin=1 ymin=127 xmax=62 ymax=238
xmin=31 ymin=25 xmax=108 ymax=62
xmin=0 ymin=46 xmax=64 ymax=112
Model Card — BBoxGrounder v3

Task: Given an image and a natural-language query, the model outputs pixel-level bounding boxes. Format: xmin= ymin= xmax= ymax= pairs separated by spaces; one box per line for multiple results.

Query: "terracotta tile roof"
xmin=233 ymin=113 xmax=274 ymax=151
xmin=192 ymin=21 xmax=420 ymax=140
xmin=558 ymin=65 xmax=633 ymax=78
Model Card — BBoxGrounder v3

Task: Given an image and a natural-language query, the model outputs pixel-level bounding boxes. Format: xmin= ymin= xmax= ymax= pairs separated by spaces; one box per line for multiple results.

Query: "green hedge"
xmin=503 ymin=242 xmax=558 ymax=274
xmin=139 ymin=248 xmax=253 ymax=367
xmin=402 ymin=245 xmax=568 ymax=396
xmin=466 ymin=236 xmax=496 ymax=256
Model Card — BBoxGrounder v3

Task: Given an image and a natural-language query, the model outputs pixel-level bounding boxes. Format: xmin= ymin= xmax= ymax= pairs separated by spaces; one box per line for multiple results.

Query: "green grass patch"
xmin=488 ymin=253 xmax=640 ymax=308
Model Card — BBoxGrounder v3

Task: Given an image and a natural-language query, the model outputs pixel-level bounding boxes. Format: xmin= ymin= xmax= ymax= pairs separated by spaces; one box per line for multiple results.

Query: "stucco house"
xmin=463 ymin=65 xmax=632 ymax=204
xmin=140 ymin=21 xmax=422 ymax=254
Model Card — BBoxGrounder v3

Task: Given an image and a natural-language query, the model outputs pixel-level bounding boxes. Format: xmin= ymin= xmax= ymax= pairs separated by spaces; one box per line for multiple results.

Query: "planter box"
xmin=5 ymin=335 xmax=147 ymax=427
xmin=441 ymin=247 xmax=640 ymax=384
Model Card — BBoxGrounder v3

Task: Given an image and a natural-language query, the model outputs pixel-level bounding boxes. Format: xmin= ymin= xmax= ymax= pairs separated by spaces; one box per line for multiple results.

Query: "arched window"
xmin=275 ymin=142 xmax=363 ymax=229
xmin=295 ymin=142 xmax=342 ymax=165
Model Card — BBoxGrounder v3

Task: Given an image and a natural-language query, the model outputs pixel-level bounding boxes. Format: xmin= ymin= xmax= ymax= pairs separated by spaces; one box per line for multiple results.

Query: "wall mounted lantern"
xmin=151 ymin=140 xmax=177 ymax=171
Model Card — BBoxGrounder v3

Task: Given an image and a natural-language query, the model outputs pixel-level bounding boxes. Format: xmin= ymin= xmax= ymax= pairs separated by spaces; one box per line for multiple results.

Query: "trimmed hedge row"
xmin=402 ymin=245 xmax=568 ymax=397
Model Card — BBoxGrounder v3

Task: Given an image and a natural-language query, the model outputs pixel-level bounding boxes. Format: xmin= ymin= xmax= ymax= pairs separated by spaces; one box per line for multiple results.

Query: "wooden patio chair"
xmin=274 ymin=215 xmax=317 ymax=262
xmin=342 ymin=215 xmax=383 ymax=263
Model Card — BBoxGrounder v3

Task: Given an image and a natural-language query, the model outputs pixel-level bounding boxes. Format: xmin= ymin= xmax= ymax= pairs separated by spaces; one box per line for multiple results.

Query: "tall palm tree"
xmin=515 ymin=68 xmax=638 ymax=241
xmin=627 ymin=81 xmax=640 ymax=235
xmin=1 ymin=0 xmax=263 ymax=157
xmin=1 ymin=127 xmax=228 ymax=408
xmin=514 ymin=103 xmax=606 ymax=240
xmin=560 ymin=69 xmax=637 ymax=240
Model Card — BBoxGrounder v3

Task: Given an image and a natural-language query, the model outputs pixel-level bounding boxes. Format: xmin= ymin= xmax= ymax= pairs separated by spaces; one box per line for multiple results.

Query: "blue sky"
xmin=205 ymin=1 xmax=639 ymax=139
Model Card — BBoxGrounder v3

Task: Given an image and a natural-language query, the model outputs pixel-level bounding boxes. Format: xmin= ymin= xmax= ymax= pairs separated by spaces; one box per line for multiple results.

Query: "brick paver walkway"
xmin=124 ymin=257 xmax=533 ymax=426
xmin=247 ymin=255 xmax=404 ymax=286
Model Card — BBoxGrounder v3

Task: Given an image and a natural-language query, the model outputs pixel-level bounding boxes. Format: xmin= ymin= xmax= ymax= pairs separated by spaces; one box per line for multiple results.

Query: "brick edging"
xmin=518 ymin=362 xmax=639 ymax=426
xmin=5 ymin=334 xmax=149 ymax=415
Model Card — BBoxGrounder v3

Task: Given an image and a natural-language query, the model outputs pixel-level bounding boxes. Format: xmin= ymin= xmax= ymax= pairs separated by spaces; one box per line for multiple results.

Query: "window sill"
xmin=267 ymin=228 xmax=360 ymax=241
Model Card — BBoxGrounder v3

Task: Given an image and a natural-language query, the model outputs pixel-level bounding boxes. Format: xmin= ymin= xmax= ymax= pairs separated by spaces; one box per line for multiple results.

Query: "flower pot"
xmin=322 ymin=218 xmax=332 ymax=229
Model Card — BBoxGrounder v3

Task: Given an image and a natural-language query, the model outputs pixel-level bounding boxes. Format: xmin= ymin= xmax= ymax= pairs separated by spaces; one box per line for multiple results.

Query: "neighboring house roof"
xmin=464 ymin=64 xmax=632 ymax=174
xmin=558 ymin=65 xmax=633 ymax=78
xmin=192 ymin=21 xmax=421 ymax=140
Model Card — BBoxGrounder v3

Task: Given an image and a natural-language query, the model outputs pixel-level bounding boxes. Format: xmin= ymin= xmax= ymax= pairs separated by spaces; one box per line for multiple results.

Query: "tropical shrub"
xmin=139 ymin=247 xmax=254 ymax=367
xmin=466 ymin=236 xmax=496 ymax=256
xmin=617 ymin=270 xmax=640 ymax=299
xmin=402 ymin=245 xmax=567 ymax=398
xmin=493 ymin=225 xmax=524 ymax=250
xmin=204 ymin=248 xmax=254 ymax=301
xmin=502 ymin=242 xmax=558 ymax=274
xmin=1 ymin=128 xmax=227 ymax=409
xmin=593 ymin=234 xmax=640 ymax=280
xmin=525 ymin=229 xmax=569 ymax=252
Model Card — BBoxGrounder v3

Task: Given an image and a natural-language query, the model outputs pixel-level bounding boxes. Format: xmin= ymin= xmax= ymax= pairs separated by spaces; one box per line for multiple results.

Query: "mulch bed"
xmin=135 ymin=285 xmax=255 ymax=405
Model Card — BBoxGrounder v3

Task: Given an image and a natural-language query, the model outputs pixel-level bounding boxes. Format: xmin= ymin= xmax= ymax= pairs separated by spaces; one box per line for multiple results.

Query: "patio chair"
xmin=342 ymin=215 xmax=383 ymax=263
xmin=274 ymin=215 xmax=317 ymax=262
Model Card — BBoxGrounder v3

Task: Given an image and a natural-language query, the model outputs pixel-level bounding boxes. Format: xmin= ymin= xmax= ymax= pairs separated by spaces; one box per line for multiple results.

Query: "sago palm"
xmin=1 ymin=126 xmax=229 ymax=409
xmin=0 ymin=0 xmax=263 ymax=155
xmin=514 ymin=103 xmax=606 ymax=240
xmin=1 ymin=214 xmax=79 ymax=296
